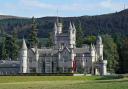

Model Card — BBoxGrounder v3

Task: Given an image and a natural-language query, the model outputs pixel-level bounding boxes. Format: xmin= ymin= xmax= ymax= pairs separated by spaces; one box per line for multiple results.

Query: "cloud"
xmin=19 ymin=0 xmax=101 ymax=12
xmin=20 ymin=0 xmax=57 ymax=10
xmin=0 ymin=0 xmax=128 ymax=17
xmin=18 ymin=0 xmax=128 ymax=17
xmin=99 ymin=0 xmax=124 ymax=11
xmin=20 ymin=0 xmax=127 ymax=12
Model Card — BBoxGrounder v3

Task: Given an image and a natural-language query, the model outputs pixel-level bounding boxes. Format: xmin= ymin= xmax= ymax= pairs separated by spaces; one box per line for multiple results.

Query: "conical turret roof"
xmin=72 ymin=23 xmax=76 ymax=31
xmin=54 ymin=22 xmax=57 ymax=30
xmin=22 ymin=38 xmax=27 ymax=49
xmin=97 ymin=35 xmax=102 ymax=44
xmin=69 ymin=22 xmax=73 ymax=30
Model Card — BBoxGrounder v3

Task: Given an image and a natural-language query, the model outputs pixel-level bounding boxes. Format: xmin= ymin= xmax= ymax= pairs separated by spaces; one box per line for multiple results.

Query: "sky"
xmin=0 ymin=0 xmax=127 ymax=17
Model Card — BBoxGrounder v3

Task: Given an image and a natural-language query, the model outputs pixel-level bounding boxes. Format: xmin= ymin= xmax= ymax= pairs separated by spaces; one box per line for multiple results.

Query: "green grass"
xmin=0 ymin=76 xmax=100 ymax=83
xmin=0 ymin=76 xmax=127 ymax=89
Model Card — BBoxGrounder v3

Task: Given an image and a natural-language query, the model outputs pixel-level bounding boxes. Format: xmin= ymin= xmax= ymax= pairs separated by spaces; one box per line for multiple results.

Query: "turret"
xmin=72 ymin=23 xmax=76 ymax=45
xmin=96 ymin=36 xmax=103 ymax=60
xmin=90 ymin=44 xmax=96 ymax=62
xmin=69 ymin=22 xmax=76 ymax=48
xmin=69 ymin=22 xmax=73 ymax=35
xmin=56 ymin=20 xmax=63 ymax=34
xmin=20 ymin=38 xmax=28 ymax=73
xmin=90 ymin=44 xmax=96 ymax=75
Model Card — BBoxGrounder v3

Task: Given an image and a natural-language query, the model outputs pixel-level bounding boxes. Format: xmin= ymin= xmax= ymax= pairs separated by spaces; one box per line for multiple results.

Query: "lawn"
xmin=0 ymin=76 xmax=127 ymax=89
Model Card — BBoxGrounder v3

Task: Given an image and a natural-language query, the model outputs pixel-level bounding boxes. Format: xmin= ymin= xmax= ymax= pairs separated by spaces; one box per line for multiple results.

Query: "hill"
xmin=0 ymin=9 xmax=128 ymax=38
xmin=0 ymin=15 xmax=28 ymax=20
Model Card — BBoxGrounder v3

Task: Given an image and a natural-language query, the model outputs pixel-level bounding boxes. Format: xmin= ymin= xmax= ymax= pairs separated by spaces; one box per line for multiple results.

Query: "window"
xmin=61 ymin=43 xmax=64 ymax=49
xmin=86 ymin=59 xmax=88 ymax=62
xmin=29 ymin=68 xmax=36 ymax=73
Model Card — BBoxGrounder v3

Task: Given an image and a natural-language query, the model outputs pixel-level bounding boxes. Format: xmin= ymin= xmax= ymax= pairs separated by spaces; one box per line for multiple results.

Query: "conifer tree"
xmin=11 ymin=28 xmax=19 ymax=60
xmin=76 ymin=22 xmax=84 ymax=47
xmin=28 ymin=16 xmax=38 ymax=47
xmin=0 ymin=28 xmax=8 ymax=60
xmin=0 ymin=37 xmax=7 ymax=60
xmin=46 ymin=32 xmax=53 ymax=47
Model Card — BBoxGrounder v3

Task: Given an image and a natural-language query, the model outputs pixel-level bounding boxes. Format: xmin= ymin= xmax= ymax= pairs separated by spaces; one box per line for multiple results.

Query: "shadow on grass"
xmin=96 ymin=75 xmax=124 ymax=80
xmin=95 ymin=79 xmax=128 ymax=84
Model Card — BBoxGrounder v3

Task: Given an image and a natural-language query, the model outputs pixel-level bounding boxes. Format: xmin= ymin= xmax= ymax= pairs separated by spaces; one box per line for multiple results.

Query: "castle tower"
xmin=20 ymin=38 xmax=28 ymax=73
xmin=72 ymin=23 xmax=76 ymax=47
xmin=90 ymin=44 xmax=96 ymax=75
xmin=56 ymin=19 xmax=63 ymax=34
xmin=69 ymin=22 xmax=76 ymax=48
xmin=53 ymin=18 xmax=63 ymax=49
xmin=96 ymin=36 xmax=103 ymax=60
xmin=90 ymin=44 xmax=96 ymax=62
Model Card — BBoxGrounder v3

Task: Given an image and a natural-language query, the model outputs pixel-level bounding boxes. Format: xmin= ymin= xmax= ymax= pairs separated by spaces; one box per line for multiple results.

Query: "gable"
xmin=60 ymin=47 xmax=71 ymax=62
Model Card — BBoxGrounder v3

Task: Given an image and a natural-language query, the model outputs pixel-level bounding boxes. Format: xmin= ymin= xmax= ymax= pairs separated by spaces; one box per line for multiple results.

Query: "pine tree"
xmin=46 ymin=32 xmax=53 ymax=47
xmin=76 ymin=22 xmax=84 ymax=47
xmin=28 ymin=16 xmax=38 ymax=47
xmin=0 ymin=37 xmax=8 ymax=60
xmin=4 ymin=35 xmax=12 ymax=60
xmin=0 ymin=28 xmax=8 ymax=60
xmin=11 ymin=29 xmax=19 ymax=60
xmin=0 ymin=27 xmax=19 ymax=60
xmin=120 ymin=38 xmax=128 ymax=73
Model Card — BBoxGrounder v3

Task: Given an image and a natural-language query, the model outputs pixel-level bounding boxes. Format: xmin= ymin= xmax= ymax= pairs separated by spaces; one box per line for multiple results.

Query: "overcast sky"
xmin=0 ymin=0 xmax=127 ymax=17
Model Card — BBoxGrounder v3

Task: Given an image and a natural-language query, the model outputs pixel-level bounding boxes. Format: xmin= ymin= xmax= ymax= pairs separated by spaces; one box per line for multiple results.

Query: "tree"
xmin=28 ymin=17 xmax=38 ymax=47
xmin=112 ymin=33 xmax=124 ymax=73
xmin=120 ymin=38 xmax=128 ymax=73
xmin=46 ymin=32 xmax=53 ymax=47
xmin=0 ymin=37 xmax=8 ymax=60
xmin=76 ymin=22 xmax=84 ymax=47
xmin=84 ymin=35 xmax=96 ymax=45
xmin=0 ymin=28 xmax=8 ymax=60
xmin=10 ymin=29 xmax=19 ymax=60
xmin=102 ymin=34 xmax=119 ymax=73
xmin=0 ymin=28 xmax=19 ymax=60
xmin=1 ymin=35 xmax=12 ymax=60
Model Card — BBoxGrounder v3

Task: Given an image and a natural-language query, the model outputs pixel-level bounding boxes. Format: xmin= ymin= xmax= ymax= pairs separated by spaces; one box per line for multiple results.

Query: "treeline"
xmin=0 ymin=9 xmax=128 ymax=38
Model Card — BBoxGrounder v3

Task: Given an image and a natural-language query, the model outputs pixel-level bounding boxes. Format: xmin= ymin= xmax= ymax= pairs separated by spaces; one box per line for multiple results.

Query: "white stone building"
xmin=19 ymin=20 xmax=107 ymax=75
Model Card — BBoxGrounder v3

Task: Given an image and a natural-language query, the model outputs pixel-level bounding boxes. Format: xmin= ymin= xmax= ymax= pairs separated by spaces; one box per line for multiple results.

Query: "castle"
xmin=20 ymin=20 xmax=107 ymax=75
xmin=0 ymin=20 xmax=107 ymax=75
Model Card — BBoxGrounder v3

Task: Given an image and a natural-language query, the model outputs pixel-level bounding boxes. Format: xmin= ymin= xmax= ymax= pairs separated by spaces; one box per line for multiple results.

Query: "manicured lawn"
xmin=0 ymin=76 xmax=127 ymax=89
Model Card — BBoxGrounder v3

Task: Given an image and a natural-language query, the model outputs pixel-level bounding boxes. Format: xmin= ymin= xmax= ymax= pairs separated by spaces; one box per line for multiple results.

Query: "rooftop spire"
xmin=90 ymin=43 xmax=95 ymax=50
xmin=97 ymin=35 xmax=102 ymax=44
xmin=72 ymin=23 xmax=76 ymax=31
xmin=22 ymin=38 xmax=27 ymax=49
xmin=69 ymin=22 xmax=73 ymax=30
xmin=54 ymin=22 xmax=57 ymax=31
